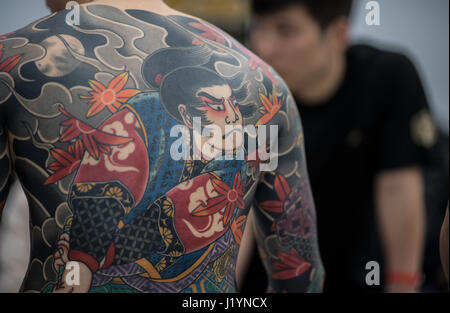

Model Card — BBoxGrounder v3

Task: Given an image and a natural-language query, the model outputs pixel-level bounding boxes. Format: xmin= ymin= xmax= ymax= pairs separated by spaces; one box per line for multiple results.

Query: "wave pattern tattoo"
xmin=0 ymin=5 xmax=324 ymax=293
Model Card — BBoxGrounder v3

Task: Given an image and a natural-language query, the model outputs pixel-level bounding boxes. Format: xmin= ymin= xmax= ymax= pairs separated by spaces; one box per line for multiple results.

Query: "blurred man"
xmin=246 ymin=0 xmax=440 ymax=293
xmin=0 ymin=0 xmax=324 ymax=293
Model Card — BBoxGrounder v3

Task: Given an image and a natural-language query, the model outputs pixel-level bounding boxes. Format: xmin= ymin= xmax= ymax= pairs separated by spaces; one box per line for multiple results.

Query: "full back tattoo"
xmin=0 ymin=5 xmax=324 ymax=293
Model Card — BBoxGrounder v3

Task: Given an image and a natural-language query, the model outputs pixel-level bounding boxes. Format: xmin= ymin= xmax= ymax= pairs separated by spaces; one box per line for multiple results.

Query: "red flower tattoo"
xmin=80 ymin=72 xmax=140 ymax=117
xmin=272 ymin=248 xmax=311 ymax=280
xmin=189 ymin=22 xmax=228 ymax=46
xmin=45 ymin=139 xmax=84 ymax=185
xmin=256 ymin=88 xmax=283 ymax=126
xmin=59 ymin=107 xmax=134 ymax=160
xmin=191 ymin=171 xmax=245 ymax=226
xmin=231 ymin=215 xmax=246 ymax=245
xmin=0 ymin=43 xmax=22 ymax=73
xmin=259 ymin=174 xmax=291 ymax=214
xmin=0 ymin=32 xmax=15 ymax=40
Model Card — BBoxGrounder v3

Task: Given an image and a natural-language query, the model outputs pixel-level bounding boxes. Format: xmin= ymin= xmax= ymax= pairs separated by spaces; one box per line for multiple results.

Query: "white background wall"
xmin=350 ymin=0 xmax=449 ymax=134
xmin=0 ymin=0 xmax=50 ymax=33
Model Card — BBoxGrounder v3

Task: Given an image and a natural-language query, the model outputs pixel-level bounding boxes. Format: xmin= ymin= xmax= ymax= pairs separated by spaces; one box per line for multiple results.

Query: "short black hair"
xmin=252 ymin=0 xmax=353 ymax=29
xmin=142 ymin=46 xmax=254 ymax=124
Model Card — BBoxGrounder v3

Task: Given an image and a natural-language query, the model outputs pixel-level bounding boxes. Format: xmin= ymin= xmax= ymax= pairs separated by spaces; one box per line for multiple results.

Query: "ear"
xmin=179 ymin=104 xmax=193 ymax=129
xmin=327 ymin=17 xmax=350 ymax=53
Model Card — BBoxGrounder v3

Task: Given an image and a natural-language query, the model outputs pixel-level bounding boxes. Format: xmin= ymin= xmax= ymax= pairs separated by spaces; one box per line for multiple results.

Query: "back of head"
xmin=252 ymin=0 xmax=353 ymax=30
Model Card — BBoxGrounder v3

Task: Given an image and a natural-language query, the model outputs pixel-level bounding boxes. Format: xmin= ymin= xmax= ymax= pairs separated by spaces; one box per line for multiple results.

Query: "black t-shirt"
xmin=241 ymin=44 xmax=439 ymax=293
xmin=298 ymin=44 xmax=438 ymax=292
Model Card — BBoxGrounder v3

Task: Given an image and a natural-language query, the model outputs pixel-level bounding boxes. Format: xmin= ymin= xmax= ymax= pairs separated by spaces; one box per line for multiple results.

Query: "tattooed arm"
xmin=0 ymin=38 xmax=15 ymax=222
xmin=252 ymin=84 xmax=325 ymax=293
xmin=0 ymin=120 xmax=12 ymax=224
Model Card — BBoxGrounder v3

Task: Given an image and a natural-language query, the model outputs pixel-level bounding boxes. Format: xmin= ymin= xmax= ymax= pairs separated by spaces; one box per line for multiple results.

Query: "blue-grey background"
xmin=350 ymin=0 xmax=449 ymax=134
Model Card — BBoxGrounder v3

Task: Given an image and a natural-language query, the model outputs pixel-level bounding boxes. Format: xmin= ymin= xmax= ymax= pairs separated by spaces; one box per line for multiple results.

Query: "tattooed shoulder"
xmin=0 ymin=4 xmax=323 ymax=293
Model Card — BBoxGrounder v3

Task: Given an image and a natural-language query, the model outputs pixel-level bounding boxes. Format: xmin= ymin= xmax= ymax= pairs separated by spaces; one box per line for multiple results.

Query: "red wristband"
xmin=386 ymin=272 xmax=423 ymax=287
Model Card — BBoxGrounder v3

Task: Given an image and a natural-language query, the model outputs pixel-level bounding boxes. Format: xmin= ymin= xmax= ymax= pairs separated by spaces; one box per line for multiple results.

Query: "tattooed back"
xmin=0 ymin=4 xmax=324 ymax=293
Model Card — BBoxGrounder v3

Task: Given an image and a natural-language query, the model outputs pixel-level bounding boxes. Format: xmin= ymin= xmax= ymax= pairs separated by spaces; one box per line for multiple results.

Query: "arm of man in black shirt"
xmin=375 ymin=54 xmax=437 ymax=293
xmin=376 ymin=167 xmax=425 ymax=292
